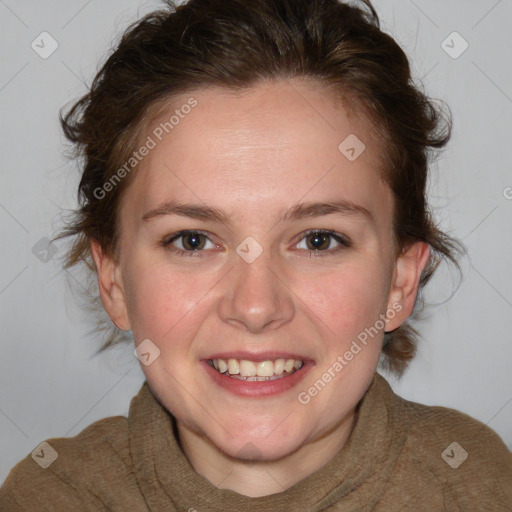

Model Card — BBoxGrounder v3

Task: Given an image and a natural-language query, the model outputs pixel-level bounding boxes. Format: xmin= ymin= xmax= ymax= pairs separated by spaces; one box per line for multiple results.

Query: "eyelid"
xmin=163 ymin=229 xmax=218 ymax=250
xmin=294 ymin=229 xmax=351 ymax=247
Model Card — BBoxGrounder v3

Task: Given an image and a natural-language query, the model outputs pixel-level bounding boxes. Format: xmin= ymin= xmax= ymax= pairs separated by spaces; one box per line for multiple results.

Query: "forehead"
xmin=121 ymin=79 xmax=392 ymax=227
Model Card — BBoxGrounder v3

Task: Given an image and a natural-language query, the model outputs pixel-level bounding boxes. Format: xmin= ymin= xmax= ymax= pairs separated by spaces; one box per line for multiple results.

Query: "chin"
xmin=208 ymin=422 xmax=308 ymax=463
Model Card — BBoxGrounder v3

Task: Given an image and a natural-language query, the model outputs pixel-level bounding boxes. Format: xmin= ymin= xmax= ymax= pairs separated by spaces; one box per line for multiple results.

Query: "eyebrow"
xmin=141 ymin=199 xmax=374 ymax=225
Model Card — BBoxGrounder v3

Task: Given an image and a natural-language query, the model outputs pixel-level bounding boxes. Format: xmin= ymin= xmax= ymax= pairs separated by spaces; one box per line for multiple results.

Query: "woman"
xmin=1 ymin=0 xmax=511 ymax=509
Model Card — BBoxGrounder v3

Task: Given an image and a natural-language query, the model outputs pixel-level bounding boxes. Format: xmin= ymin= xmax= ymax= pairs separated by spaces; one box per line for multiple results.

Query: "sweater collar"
xmin=129 ymin=372 xmax=408 ymax=511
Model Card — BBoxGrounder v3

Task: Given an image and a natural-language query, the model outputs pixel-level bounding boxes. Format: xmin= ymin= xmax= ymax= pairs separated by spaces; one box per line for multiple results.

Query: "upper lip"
xmin=203 ymin=351 xmax=312 ymax=362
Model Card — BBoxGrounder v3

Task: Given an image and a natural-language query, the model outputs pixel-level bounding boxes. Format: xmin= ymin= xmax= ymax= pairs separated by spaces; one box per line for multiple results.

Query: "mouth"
xmin=206 ymin=357 xmax=304 ymax=381
xmin=202 ymin=354 xmax=313 ymax=397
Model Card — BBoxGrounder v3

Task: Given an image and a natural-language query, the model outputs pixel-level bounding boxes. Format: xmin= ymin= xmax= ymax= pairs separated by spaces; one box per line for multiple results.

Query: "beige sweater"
xmin=1 ymin=372 xmax=511 ymax=511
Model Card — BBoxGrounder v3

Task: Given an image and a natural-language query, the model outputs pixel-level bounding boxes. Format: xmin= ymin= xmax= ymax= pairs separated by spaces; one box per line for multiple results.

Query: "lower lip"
xmin=201 ymin=360 xmax=314 ymax=398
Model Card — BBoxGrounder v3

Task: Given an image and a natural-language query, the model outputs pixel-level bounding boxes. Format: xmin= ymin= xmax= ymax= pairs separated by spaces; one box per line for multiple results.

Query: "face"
xmin=92 ymin=78 xmax=427 ymax=462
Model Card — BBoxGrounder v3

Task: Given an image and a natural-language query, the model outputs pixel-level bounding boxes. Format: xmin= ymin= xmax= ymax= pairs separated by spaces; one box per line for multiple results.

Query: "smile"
xmin=207 ymin=358 xmax=304 ymax=381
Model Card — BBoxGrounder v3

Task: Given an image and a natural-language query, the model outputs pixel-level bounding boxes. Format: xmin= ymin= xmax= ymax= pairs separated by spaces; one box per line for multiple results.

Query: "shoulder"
xmin=387 ymin=382 xmax=512 ymax=508
xmin=0 ymin=414 xmax=130 ymax=512
xmin=401 ymin=396 xmax=511 ymax=467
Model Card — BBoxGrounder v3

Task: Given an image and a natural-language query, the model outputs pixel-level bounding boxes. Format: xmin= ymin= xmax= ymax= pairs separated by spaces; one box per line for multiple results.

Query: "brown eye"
xmin=295 ymin=230 xmax=351 ymax=256
xmin=180 ymin=232 xmax=207 ymax=250
xmin=305 ymin=232 xmax=331 ymax=251
xmin=163 ymin=230 xmax=216 ymax=256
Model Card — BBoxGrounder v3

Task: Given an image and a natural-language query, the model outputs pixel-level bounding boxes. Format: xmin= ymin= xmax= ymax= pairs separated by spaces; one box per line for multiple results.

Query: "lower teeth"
xmin=220 ymin=370 xmax=297 ymax=381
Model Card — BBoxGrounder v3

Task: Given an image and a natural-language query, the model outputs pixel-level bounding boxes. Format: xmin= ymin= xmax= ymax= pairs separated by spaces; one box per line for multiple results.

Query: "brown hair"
xmin=54 ymin=0 xmax=466 ymax=376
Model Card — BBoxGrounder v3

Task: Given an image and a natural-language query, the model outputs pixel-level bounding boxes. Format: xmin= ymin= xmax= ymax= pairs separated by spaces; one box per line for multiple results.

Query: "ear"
xmin=385 ymin=241 xmax=430 ymax=332
xmin=90 ymin=239 xmax=131 ymax=331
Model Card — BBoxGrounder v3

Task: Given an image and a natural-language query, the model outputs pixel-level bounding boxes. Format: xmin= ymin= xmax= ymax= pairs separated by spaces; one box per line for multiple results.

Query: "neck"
xmin=176 ymin=409 xmax=358 ymax=498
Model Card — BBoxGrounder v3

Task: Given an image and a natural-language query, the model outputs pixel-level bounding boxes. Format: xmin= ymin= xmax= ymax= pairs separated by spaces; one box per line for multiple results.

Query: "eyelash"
xmin=161 ymin=229 xmax=352 ymax=258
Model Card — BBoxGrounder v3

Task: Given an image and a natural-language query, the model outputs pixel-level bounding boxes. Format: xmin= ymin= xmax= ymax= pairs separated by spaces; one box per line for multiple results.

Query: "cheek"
xmin=299 ymin=261 xmax=388 ymax=338
xmin=122 ymin=257 xmax=206 ymax=340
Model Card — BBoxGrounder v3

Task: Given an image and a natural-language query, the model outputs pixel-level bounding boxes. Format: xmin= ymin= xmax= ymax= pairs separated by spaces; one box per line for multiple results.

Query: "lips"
xmin=201 ymin=352 xmax=313 ymax=397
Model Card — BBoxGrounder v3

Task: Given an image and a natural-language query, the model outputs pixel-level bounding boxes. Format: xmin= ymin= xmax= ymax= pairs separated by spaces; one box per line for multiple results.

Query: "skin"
xmin=91 ymin=78 xmax=430 ymax=497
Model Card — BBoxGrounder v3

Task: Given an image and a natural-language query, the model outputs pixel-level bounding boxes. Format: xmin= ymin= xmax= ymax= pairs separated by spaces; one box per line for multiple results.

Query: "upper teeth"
xmin=211 ymin=358 xmax=303 ymax=377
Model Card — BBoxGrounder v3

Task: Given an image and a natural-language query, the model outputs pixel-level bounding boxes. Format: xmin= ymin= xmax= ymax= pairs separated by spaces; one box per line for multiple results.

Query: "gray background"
xmin=1 ymin=0 xmax=511 ymax=484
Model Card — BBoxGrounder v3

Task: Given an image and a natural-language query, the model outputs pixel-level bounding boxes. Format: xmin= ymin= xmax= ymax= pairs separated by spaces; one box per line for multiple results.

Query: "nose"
xmin=218 ymin=248 xmax=295 ymax=334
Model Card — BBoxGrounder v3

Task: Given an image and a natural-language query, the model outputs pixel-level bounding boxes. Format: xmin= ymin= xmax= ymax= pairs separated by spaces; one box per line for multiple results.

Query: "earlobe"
xmin=90 ymin=239 xmax=131 ymax=331
xmin=385 ymin=242 xmax=431 ymax=331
